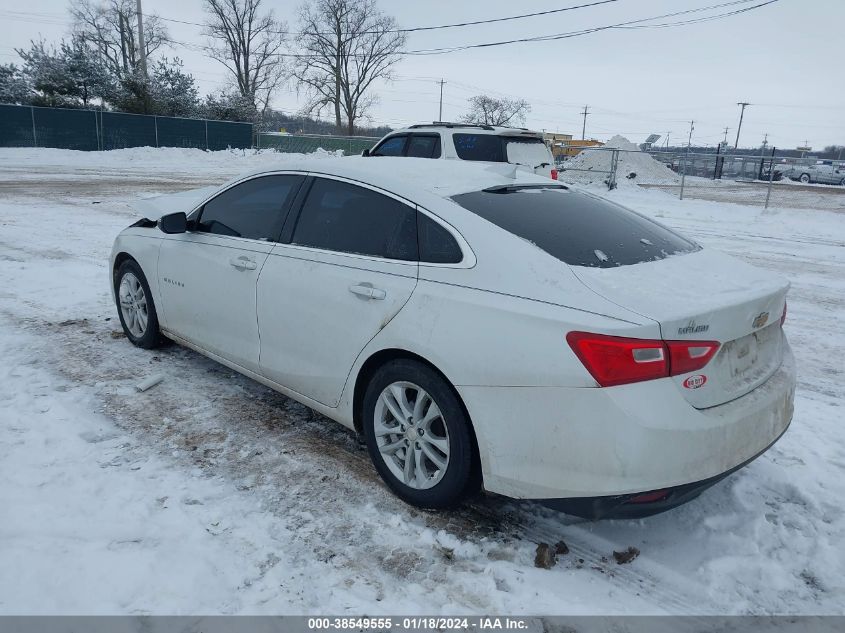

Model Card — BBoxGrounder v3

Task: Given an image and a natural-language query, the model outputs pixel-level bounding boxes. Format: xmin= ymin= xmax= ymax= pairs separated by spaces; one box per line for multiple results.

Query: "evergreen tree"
xmin=203 ymin=90 xmax=257 ymax=122
xmin=0 ymin=64 xmax=31 ymax=105
xmin=150 ymin=58 xmax=199 ymax=117
xmin=60 ymin=37 xmax=112 ymax=107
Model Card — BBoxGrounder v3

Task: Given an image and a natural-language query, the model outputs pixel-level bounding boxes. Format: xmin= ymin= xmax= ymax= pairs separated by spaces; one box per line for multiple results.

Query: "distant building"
xmin=561 ymin=139 xmax=604 ymax=158
xmin=543 ymin=132 xmax=573 ymax=160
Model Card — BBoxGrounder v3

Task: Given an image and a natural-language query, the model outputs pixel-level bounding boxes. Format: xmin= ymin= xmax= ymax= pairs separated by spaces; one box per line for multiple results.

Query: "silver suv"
xmin=365 ymin=122 xmax=558 ymax=180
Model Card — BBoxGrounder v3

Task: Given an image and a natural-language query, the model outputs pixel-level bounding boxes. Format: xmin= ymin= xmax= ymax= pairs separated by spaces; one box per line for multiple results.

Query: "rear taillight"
xmin=566 ymin=332 xmax=668 ymax=387
xmin=550 ymin=169 xmax=559 ymax=180
xmin=665 ymin=340 xmax=720 ymax=375
xmin=781 ymin=302 xmax=787 ymax=326
xmin=566 ymin=332 xmax=720 ymax=387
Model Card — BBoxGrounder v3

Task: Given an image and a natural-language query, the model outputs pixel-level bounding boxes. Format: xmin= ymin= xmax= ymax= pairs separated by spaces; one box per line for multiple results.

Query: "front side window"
xmin=292 ymin=178 xmax=417 ymax=260
xmin=196 ymin=175 xmax=303 ymax=240
xmin=407 ymin=135 xmax=441 ymax=159
xmin=372 ymin=135 xmax=407 ymax=157
xmin=451 ymin=185 xmax=699 ymax=268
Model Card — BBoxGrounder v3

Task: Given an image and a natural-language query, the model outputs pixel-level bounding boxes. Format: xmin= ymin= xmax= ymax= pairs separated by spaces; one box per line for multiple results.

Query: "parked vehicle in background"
xmin=783 ymin=160 xmax=845 ymax=185
xmin=366 ymin=122 xmax=558 ymax=179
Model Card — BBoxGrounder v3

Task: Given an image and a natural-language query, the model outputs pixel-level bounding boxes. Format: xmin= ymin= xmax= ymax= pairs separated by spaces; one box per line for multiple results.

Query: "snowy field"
xmin=1 ymin=147 xmax=843 ymax=615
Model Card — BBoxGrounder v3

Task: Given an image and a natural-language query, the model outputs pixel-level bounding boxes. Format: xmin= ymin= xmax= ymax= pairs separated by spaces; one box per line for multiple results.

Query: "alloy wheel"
xmin=118 ymin=272 xmax=149 ymax=338
xmin=373 ymin=381 xmax=450 ymax=490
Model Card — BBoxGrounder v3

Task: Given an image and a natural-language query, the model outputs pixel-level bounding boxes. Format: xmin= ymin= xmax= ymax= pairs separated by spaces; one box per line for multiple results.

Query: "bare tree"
xmin=70 ymin=0 xmax=168 ymax=79
xmin=461 ymin=95 xmax=531 ymax=127
xmin=203 ymin=0 xmax=286 ymax=116
xmin=292 ymin=0 xmax=405 ymax=136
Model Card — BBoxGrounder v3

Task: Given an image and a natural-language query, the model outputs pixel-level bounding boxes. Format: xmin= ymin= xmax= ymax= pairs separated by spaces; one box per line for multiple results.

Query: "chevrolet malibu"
xmin=110 ymin=157 xmax=795 ymax=519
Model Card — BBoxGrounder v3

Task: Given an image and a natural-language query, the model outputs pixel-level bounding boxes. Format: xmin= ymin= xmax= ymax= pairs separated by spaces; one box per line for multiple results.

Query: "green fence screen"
xmin=0 ymin=104 xmax=35 ymax=147
xmin=0 ymin=104 xmax=252 ymax=151
xmin=256 ymin=133 xmax=378 ymax=156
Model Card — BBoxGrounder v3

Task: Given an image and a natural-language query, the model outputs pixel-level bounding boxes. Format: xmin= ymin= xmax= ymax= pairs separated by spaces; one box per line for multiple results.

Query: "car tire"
xmin=362 ymin=359 xmax=479 ymax=509
xmin=114 ymin=259 xmax=162 ymax=349
xmin=840 ymin=178 xmax=845 ymax=186
xmin=799 ymin=173 xmax=811 ymax=184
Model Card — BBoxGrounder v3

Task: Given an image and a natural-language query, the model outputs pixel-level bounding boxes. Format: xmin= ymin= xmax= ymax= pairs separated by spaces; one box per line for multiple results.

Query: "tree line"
xmin=0 ymin=0 xmax=532 ymax=136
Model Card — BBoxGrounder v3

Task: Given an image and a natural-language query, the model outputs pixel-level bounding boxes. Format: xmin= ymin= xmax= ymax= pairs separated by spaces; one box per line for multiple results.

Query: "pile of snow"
xmin=560 ymin=135 xmax=681 ymax=186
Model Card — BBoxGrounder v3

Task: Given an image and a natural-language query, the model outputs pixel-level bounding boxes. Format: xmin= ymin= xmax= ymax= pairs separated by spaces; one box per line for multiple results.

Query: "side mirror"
xmin=159 ymin=211 xmax=187 ymax=234
xmin=361 ymin=149 xmax=371 ymax=157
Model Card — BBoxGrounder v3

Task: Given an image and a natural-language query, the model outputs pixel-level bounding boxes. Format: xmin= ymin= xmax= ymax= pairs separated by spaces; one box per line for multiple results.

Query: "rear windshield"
xmin=453 ymin=134 xmax=549 ymax=165
xmin=450 ymin=185 xmax=699 ymax=268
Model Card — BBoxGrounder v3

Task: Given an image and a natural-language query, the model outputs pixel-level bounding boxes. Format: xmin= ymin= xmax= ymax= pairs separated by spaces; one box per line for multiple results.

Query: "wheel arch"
xmin=112 ymin=251 xmax=139 ymax=297
xmin=351 ymin=347 xmax=483 ymax=487
xmin=113 ymin=251 xmax=137 ymax=276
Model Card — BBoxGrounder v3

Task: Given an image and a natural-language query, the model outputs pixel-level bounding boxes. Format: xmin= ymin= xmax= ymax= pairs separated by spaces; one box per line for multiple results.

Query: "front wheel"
xmin=114 ymin=259 xmax=162 ymax=349
xmin=799 ymin=173 xmax=811 ymax=184
xmin=363 ymin=359 xmax=479 ymax=509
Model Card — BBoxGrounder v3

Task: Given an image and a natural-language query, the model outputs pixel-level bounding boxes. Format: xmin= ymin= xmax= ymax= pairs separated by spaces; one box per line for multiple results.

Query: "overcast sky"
xmin=2 ymin=0 xmax=842 ymax=148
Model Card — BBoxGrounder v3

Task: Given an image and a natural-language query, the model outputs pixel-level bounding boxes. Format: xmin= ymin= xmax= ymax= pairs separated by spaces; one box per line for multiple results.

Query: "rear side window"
xmin=197 ymin=175 xmax=303 ymax=240
xmin=372 ymin=135 xmax=407 ymax=157
xmin=453 ymin=134 xmax=504 ymax=162
xmin=418 ymin=214 xmax=462 ymax=263
xmin=451 ymin=186 xmax=699 ymax=268
xmin=407 ymin=135 xmax=441 ymax=158
xmin=292 ymin=178 xmax=417 ymax=260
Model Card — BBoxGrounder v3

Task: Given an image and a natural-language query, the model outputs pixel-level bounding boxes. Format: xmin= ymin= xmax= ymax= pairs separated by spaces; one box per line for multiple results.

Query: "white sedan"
xmin=110 ymin=157 xmax=795 ymax=519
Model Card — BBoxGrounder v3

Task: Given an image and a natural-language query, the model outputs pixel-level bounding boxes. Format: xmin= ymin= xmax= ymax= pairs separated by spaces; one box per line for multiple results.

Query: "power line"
xmin=406 ymin=0 xmax=778 ymax=56
xmin=153 ymin=0 xmax=622 ymax=35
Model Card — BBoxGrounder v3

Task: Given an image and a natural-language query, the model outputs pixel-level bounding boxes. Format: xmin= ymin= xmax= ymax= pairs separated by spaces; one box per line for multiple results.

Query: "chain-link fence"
xmin=556 ymin=144 xmax=845 ymax=212
xmin=0 ymin=104 xmax=253 ymax=151
xmin=256 ymin=132 xmax=378 ymax=156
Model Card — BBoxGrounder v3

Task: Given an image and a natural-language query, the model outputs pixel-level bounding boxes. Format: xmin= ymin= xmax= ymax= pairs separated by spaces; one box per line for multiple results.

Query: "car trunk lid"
xmin=570 ymin=249 xmax=788 ymax=408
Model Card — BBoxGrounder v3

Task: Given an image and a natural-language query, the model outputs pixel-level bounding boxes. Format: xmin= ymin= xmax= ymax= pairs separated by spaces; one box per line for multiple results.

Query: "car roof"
xmin=229 ymin=156 xmax=554 ymax=201
xmin=391 ymin=122 xmax=544 ymax=138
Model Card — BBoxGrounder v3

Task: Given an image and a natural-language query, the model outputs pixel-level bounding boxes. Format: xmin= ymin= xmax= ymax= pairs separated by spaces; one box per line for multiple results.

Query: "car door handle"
xmin=349 ymin=284 xmax=386 ymax=300
xmin=229 ymin=256 xmax=257 ymax=270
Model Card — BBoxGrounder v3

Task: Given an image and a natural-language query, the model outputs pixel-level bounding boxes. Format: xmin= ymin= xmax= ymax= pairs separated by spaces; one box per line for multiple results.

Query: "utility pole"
xmin=734 ymin=102 xmax=750 ymax=149
xmin=581 ymin=105 xmax=590 ymax=140
xmin=438 ymin=79 xmax=445 ymax=121
xmin=136 ymin=0 xmax=148 ymax=80
xmin=723 ymin=127 xmax=730 ymax=145
xmin=687 ymin=120 xmax=695 ymax=148
xmin=761 ymin=133 xmax=768 ymax=154
xmin=665 ymin=131 xmax=671 ymax=149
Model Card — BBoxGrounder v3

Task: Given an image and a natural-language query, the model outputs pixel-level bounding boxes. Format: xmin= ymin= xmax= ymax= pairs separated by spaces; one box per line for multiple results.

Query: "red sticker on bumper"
xmin=683 ymin=374 xmax=707 ymax=389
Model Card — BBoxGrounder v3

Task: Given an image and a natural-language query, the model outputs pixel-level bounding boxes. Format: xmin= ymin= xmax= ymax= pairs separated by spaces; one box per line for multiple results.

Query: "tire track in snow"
xmin=5 ymin=308 xmax=719 ymax=615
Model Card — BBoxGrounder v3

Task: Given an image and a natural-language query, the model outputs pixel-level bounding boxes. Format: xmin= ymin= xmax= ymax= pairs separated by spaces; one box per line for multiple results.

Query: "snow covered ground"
xmin=1 ymin=147 xmax=843 ymax=615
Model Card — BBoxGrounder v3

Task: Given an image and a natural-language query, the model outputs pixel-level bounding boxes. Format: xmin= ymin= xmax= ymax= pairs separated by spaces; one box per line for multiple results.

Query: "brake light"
xmin=665 ymin=340 xmax=720 ymax=375
xmin=566 ymin=332 xmax=721 ymax=387
xmin=550 ymin=169 xmax=559 ymax=180
xmin=781 ymin=302 xmax=787 ymax=326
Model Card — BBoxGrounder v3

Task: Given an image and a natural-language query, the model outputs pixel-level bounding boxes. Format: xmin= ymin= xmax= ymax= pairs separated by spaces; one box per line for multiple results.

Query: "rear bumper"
xmin=539 ymin=421 xmax=790 ymax=519
xmin=457 ymin=342 xmax=796 ymax=505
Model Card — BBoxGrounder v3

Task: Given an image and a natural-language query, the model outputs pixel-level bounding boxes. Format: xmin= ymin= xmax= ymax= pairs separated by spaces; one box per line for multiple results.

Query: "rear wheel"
xmin=362 ymin=359 xmax=478 ymax=509
xmin=114 ymin=259 xmax=162 ymax=349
